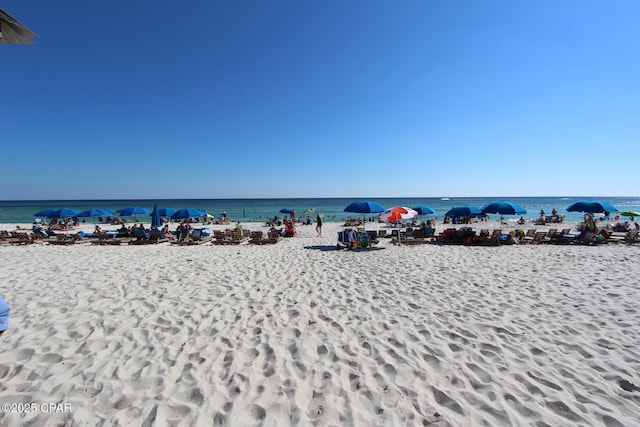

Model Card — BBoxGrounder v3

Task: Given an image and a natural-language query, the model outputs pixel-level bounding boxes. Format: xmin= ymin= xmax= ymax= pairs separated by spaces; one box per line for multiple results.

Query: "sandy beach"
xmin=1 ymin=221 xmax=640 ymax=426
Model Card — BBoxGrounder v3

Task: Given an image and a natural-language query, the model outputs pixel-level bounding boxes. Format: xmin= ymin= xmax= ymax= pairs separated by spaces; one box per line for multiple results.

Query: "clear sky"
xmin=2 ymin=1 xmax=638 ymax=200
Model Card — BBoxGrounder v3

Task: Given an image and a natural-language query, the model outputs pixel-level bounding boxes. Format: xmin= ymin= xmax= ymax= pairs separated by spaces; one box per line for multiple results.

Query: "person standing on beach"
xmin=316 ymin=213 xmax=323 ymax=236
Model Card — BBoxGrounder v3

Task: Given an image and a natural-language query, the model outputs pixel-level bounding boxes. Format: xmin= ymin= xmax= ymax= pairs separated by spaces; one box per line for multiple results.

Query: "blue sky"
xmin=2 ymin=1 xmax=638 ymax=200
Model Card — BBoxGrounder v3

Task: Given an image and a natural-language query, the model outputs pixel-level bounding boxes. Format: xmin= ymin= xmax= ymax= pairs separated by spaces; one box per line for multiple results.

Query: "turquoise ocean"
xmin=0 ymin=197 xmax=638 ymax=225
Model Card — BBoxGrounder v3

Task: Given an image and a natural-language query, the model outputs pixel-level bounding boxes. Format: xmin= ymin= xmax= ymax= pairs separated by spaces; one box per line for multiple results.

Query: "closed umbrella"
xmin=150 ymin=204 xmax=162 ymax=230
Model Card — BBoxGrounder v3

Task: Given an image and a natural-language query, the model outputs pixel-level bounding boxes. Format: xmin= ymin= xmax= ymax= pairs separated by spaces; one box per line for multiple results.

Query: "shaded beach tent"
xmin=379 ymin=206 xmax=418 ymax=224
xmin=117 ymin=206 xmax=151 ymax=216
xmin=171 ymin=208 xmax=205 ymax=220
xmin=566 ymin=200 xmax=618 ymax=214
xmin=47 ymin=208 xmax=80 ymax=218
xmin=444 ymin=206 xmax=482 ymax=219
xmin=344 ymin=200 xmax=386 ymax=224
xmin=0 ymin=8 xmax=38 ymax=44
xmin=150 ymin=205 xmax=162 ymax=230
xmin=412 ymin=206 xmax=436 ymax=216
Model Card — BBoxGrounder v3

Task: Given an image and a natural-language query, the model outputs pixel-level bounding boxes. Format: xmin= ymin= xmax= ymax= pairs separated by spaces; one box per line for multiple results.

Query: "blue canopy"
xmin=76 ymin=208 xmax=114 ymax=217
xmin=566 ymin=200 xmax=618 ymax=214
xmin=344 ymin=201 xmax=386 ymax=214
xmin=445 ymin=206 xmax=482 ymax=218
xmin=157 ymin=207 xmax=176 ymax=217
xmin=279 ymin=208 xmax=293 ymax=214
xmin=481 ymin=201 xmax=526 ymax=216
xmin=47 ymin=208 xmax=80 ymax=218
xmin=171 ymin=208 xmax=205 ymax=219
xmin=150 ymin=204 xmax=162 ymax=230
xmin=413 ymin=206 xmax=436 ymax=216
xmin=34 ymin=209 xmax=55 ymax=217
xmin=117 ymin=206 xmax=151 ymax=216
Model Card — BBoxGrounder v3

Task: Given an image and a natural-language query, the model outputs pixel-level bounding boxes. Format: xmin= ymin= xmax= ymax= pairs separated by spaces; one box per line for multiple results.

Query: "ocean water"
xmin=0 ymin=197 xmax=638 ymax=224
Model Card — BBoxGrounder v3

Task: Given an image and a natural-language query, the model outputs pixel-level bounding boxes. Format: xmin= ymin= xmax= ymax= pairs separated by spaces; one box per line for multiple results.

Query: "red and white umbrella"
xmin=378 ymin=206 xmax=418 ymax=223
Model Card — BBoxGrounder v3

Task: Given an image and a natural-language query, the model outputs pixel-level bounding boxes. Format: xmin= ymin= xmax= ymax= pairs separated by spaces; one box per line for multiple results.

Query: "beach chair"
xmin=9 ymin=232 xmax=34 ymax=245
xmin=625 ymin=229 xmax=639 ymax=243
xmin=249 ymin=231 xmax=264 ymax=244
xmin=531 ymin=231 xmax=549 ymax=244
xmin=263 ymin=231 xmax=282 ymax=244
xmin=519 ymin=229 xmax=536 ymax=244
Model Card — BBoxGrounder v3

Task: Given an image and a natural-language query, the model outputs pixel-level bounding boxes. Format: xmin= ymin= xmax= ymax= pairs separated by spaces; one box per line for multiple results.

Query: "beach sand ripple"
xmin=1 ymin=223 xmax=640 ymax=426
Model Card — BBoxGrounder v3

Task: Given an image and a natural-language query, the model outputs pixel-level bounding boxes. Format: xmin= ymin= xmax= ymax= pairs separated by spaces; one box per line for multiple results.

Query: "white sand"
xmin=1 ymin=221 xmax=640 ymax=426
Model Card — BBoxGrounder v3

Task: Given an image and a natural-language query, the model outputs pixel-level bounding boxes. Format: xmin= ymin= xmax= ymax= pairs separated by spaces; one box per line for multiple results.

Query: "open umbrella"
xmin=76 ymin=208 xmax=114 ymax=224
xmin=171 ymin=208 xmax=205 ymax=220
xmin=619 ymin=210 xmax=640 ymax=220
xmin=47 ymin=208 xmax=80 ymax=218
xmin=344 ymin=201 xmax=386 ymax=224
xmin=76 ymin=208 xmax=114 ymax=217
xmin=481 ymin=201 xmax=526 ymax=216
xmin=445 ymin=206 xmax=482 ymax=218
xmin=117 ymin=206 xmax=151 ymax=216
xmin=481 ymin=201 xmax=526 ymax=223
xmin=566 ymin=200 xmax=618 ymax=214
xmin=279 ymin=208 xmax=293 ymax=214
xmin=412 ymin=206 xmax=436 ymax=216
xmin=34 ymin=209 xmax=56 ymax=217
xmin=157 ymin=207 xmax=176 ymax=218
xmin=150 ymin=204 xmax=162 ymax=230
xmin=0 ymin=8 xmax=38 ymax=44
xmin=379 ymin=206 xmax=418 ymax=224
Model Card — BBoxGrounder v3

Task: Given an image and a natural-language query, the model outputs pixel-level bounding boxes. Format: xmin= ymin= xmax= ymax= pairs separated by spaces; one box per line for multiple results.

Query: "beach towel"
xmin=0 ymin=296 xmax=10 ymax=332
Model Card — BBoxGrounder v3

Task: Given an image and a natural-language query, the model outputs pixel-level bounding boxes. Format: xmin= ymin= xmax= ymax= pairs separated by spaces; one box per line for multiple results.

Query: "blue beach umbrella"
xmin=481 ymin=201 xmax=526 ymax=216
xmin=566 ymin=200 xmax=618 ymax=214
xmin=150 ymin=204 xmax=162 ymax=230
xmin=344 ymin=200 xmax=386 ymax=224
xmin=117 ymin=206 xmax=151 ymax=216
xmin=481 ymin=201 xmax=526 ymax=223
xmin=157 ymin=207 xmax=176 ymax=218
xmin=344 ymin=201 xmax=386 ymax=214
xmin=47 ymin=208 xmax=80 ymax=218
xmin=171 ymin=208 xmax=205 ymax=220
xmin=279 ymin=208 xmax=293 ymax=214
xmin=412 ymin=206 xmax=436 ymax=216
xmin=444 ymin=206 xmax=482 ymax=218
xmin=34 ymin=209 xmax=55 ymax=217
xmin=76 ymin=208 xmax=114 ymax=217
